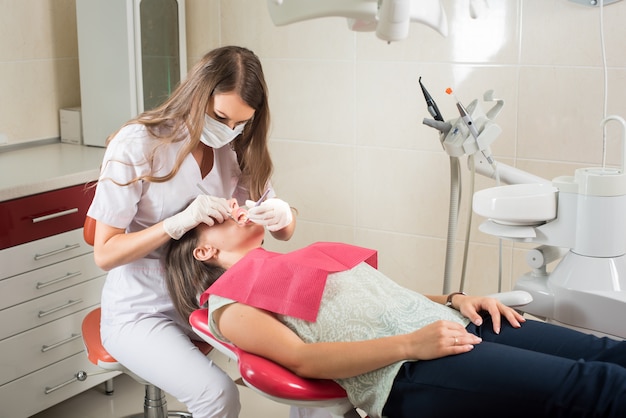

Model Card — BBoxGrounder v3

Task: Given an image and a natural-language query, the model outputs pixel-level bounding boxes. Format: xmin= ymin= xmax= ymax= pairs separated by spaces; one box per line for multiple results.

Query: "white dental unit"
xmin=267 ymin=0 xmax=626 ymax=340
xmin=425 ymin=88 xmax=626 ymax=340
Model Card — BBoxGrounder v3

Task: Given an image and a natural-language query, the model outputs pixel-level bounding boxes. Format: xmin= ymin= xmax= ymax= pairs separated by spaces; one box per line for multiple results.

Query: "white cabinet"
xmin=76 ymin=0 xmax=187 ymax=147
xmin=0 ymin=185 xmax=118 ymax=418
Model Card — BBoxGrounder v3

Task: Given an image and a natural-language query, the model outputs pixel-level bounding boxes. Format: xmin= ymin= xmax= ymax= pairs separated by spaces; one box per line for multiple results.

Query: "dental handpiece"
xmin=455 ymin=101 xmax=480 ymax=139
xmin=419 ymin=77 xmax=444 ymax=122
xmin=447 ymin=88 xmax=494 ymax=164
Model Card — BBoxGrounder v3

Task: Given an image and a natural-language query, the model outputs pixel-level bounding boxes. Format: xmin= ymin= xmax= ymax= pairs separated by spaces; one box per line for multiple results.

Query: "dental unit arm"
xmin=423 ymin=85 xmax=626 ymax=340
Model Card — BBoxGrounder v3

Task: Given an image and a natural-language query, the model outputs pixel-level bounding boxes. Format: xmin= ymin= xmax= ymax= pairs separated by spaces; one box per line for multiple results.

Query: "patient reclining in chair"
xmin=165 ymin=200 xmax=626 ymax=418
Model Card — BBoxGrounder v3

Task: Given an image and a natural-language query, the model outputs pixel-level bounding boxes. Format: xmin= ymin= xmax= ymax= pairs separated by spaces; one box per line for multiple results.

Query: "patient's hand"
xmin=455 ymin=295 xmax=525 ymax=334
xmin=405 ymin=320 xmax=481 ymax=360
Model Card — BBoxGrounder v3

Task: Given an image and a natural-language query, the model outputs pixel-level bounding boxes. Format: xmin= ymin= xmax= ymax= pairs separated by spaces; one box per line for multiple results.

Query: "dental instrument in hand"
xmin=238 ymin=189 xmax=271 ymax=225
xmin=253 ymin=188 xmax=271 ymax=207
xmin=446 ymin=87 xmax=494 ymax=164
xmin=196 ymin=183 xmax=237 ymax=221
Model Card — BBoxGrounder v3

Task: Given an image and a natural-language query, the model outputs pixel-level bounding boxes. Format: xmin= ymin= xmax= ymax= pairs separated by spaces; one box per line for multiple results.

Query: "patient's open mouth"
xmin=231 ymin=207 xmax=249 ymax=226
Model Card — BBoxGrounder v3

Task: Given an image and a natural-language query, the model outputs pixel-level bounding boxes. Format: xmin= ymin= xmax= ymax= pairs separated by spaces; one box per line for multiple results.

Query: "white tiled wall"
xmin=0 ymin=0 xmax=81 ymax=143
xmin=2 ymin=0 xmax=626 ymax=299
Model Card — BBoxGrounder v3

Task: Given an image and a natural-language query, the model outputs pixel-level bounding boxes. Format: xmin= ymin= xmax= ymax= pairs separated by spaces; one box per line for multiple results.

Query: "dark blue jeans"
xmin=382 ymin=315 xmax=626 ymax=418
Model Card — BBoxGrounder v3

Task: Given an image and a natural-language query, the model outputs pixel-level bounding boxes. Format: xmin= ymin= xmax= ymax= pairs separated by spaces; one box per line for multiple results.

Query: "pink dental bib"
xmin=201 ymin=242 xmax=377 ymax=322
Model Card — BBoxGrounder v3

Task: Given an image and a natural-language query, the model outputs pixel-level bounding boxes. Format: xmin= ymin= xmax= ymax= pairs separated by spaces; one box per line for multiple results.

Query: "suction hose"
xmin=443 ymin=156 xmax=461 ymax=294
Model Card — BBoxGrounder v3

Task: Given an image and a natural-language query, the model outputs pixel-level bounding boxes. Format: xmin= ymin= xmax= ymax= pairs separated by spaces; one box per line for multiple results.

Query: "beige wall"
xmin=2 ymin=0 xmax=626 ymax=297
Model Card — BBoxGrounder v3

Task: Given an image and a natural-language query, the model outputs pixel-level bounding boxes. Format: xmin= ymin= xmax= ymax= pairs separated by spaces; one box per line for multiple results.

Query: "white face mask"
xmin=200 ymin=114 xmax=246 ymax=148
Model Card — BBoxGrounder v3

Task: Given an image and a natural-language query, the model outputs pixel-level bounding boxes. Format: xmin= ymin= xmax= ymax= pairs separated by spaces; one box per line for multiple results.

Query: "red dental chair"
xmin=189 ymin=308 xmax=365 ymax=418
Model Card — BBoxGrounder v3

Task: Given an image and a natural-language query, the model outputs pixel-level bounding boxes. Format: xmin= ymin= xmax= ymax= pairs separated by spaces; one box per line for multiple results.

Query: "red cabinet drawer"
xmin=0 ymin=185 xmax=95 ymax=250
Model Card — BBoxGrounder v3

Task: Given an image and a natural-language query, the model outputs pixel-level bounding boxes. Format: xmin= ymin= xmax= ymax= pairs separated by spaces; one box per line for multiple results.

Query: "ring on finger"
xmin=454 ymin=337 xmax=458 ymax=346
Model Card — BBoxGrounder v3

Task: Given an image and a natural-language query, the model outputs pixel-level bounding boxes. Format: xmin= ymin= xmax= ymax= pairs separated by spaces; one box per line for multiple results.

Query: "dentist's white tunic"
xmin=89 ymin=124 xmax=247 ymax=326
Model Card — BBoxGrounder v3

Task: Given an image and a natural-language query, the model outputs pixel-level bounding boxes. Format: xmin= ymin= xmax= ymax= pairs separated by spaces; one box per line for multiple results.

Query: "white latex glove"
xmin=245 ymin=198 xmax=293 ymax=232
xmin=163 ymin=195 xmax=231 ymax=239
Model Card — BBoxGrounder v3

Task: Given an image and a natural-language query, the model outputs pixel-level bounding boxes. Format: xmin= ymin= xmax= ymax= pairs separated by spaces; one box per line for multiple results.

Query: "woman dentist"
xmin=87 ymin=46 xmax=299 ymax=417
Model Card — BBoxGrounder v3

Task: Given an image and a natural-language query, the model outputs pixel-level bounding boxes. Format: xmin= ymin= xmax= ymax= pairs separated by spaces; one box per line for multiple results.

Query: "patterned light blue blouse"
xmin=209 ymin=262 xmax=470 ymax=418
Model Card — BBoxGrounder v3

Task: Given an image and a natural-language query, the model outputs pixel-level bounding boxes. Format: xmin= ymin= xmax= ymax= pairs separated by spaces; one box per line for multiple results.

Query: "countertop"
xmin=0 ymin=142 xmax=105 ymax=202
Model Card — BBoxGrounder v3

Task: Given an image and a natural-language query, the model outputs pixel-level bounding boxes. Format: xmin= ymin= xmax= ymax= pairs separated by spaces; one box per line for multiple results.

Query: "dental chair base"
xmin=82 ymin=307 xmax=212 ymax=418
xmin=189 ymin=309 xmax=366 ymax=418
xmin=515 ymin=251 xmax=626 ymax=340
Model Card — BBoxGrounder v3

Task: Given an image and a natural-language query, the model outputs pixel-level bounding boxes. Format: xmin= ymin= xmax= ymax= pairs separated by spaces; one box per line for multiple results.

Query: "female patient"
xmin=165 ymin=204 xmax=626 ymax=418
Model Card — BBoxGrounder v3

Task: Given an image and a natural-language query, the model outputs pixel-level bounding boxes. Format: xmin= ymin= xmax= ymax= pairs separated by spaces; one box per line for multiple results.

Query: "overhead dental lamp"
xmin=266 ymin=0 xmax=449 ymax=42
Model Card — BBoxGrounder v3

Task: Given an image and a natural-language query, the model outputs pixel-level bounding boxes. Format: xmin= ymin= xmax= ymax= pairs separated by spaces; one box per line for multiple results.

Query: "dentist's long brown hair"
xmin=103 ymin=46 xmax=273 ymax=201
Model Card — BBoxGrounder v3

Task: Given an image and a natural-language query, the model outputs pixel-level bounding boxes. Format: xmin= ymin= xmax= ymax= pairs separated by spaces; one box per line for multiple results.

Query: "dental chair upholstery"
xmin=81 ymin=216 xmax=213 ymax=418
xmin=189 ymin=308 xmax=365 ymax=418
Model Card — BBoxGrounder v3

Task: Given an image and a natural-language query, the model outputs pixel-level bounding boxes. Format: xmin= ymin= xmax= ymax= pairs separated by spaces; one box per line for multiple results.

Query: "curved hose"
xmin=442 ymin=156 xmax=461 ymax=294
xmin=459 ymin=155 xmax=475 ymax=292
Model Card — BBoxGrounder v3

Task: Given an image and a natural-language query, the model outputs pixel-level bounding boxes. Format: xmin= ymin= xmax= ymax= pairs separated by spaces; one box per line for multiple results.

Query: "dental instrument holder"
xmin=425 ymin=90 xmax=626 ymax=339
xmin=437 ymin=95 xmax=502 ymax=162
xmin=431 ymin=91 xmax=547 ymax=185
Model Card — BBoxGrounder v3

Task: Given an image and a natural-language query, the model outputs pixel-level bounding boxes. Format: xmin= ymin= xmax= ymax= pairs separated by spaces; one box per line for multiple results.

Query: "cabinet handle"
xmin=34 ymin=243 xmax=81 ymax=260
xmin=38 ymin=299 xmax=83 ymax=318
xmin=32 ymin=208 xmax=79 ymax=223
xmin=36 ymin=271 xmax=82 ymax=289
xmin=45 ymin=371 xmax=88 ymax=394
xmin=41 ymin=333 xmax=82 ymax=352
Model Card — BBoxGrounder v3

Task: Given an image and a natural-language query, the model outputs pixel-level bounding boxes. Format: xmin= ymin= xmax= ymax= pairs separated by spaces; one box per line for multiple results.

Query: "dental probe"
xmin=446 ymin=88 xmax=494 ymax=164
xmin=196 ymin=183 xmax=236 ymax=221
xmin=254 ymin=188 xmax=271 ymax=207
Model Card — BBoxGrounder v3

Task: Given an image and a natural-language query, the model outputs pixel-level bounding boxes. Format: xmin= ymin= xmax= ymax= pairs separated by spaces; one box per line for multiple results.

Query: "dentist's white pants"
xmin=101 ymin=313 xmax=240 ymax=418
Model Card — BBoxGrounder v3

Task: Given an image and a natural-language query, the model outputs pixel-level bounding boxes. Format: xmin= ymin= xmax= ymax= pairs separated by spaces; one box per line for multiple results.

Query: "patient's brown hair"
xmin=165 ymin=229 xmax=226 ymax=320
